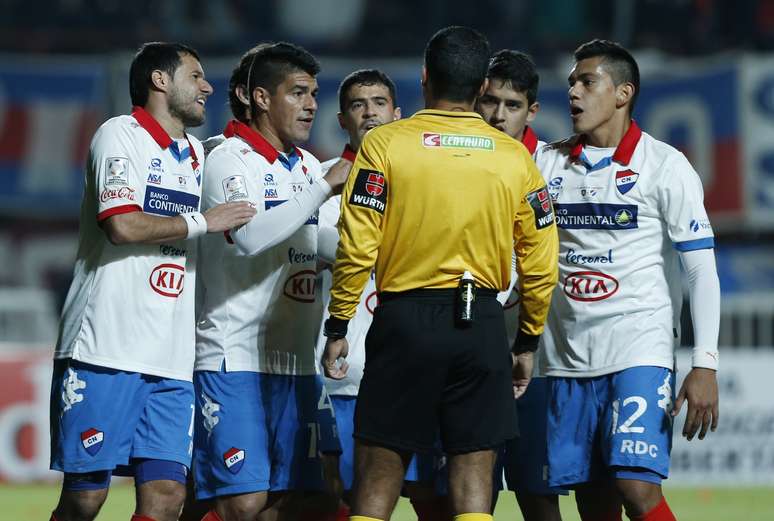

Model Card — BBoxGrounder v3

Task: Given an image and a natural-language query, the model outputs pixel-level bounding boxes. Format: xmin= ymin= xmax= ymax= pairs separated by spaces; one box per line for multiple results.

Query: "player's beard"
xmin=168 ymin=87 xmax=205 ymax=128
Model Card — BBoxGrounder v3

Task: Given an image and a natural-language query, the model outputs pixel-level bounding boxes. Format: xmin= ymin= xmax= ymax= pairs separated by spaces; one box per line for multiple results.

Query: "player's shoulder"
xmin=91 ymin=114 xmax=142 ymax=147
xmin=204 ymin=136 xmax=253 ymax=169
xmin=320 ymin=156 xmax=341 ymax=174
xmin=638 ymin=131 xmax=692 ymax=170
xmin=201 ymin=133 xmax=225 ymax=157
xmin=540 ymin=136 xmax=578 ymax=157
xmin=296 ymin=146 xmax=322 ymax=170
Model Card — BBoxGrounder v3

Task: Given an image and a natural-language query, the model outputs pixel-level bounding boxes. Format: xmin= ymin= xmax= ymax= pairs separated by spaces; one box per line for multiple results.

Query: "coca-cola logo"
xmin=563 ymin=271 xmax=618 ymax=302
xmin=100 ymin=187 xmax=136 ymax=202
xmin=364 ymin=291 xmax=378 ymax=314
xmin=149 ymin=263 xmax=185 ymax=298
xmin=283 ymin=270 xmax=316 ymax=303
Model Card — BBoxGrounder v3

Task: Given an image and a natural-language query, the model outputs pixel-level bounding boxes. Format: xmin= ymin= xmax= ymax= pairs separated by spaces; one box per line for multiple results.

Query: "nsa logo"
xmin=80 ymin=428 xmax=104 ymax=456
xmin=615 ymin=169 xmax=639 ymax=195
xmin=223 ymin=447 xmax=246 ymax=474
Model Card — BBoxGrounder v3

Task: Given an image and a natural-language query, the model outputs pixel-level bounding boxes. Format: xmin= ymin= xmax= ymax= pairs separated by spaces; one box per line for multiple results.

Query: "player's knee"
xmin=56 ymin=488 xmax=109 ymax=521
xmin=216 ymin=493 xmax=265 ymax=521
xmin=136 ymin=480 xmax=187 ymax=521
xmin=614 ymin=479 xmax=662 ymax=516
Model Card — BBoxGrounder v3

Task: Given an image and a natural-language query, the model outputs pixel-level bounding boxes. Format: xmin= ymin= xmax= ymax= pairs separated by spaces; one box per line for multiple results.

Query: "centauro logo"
xmin=422 ymin=132 xmax=495 ymax=151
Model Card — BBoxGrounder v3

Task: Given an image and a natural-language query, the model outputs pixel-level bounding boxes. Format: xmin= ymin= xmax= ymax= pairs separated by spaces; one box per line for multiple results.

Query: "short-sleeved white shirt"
xmin=195 ymin=121 xmax=324 ymax=375
xmin=536 ymin=122 xmax=714 ymax=377
xmin=55 ymin=107 xmax=204 ymax=381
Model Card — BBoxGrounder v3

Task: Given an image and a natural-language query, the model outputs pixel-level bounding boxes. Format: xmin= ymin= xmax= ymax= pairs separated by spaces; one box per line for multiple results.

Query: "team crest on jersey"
xmin=615 ymin=169 xmax=639 ymax=195
xmin=350 ymin=169 xmax=387 ymax=214
xmin=223 ymin=447 xmax=245 ymax=474
xmin=81 ymin=428 xmax=104 ymax=456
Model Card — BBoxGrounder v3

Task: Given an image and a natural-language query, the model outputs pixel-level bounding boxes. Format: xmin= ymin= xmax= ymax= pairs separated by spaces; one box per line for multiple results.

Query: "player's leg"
xmin=603 ymin=366 xmax=677 ymax=520
xmin=404 ymin=453 xmax=452 ymax=521
xmin=192 ymin=370 xmax=270 ymax=521
xmin=50 ymin=360 xmax=149 ymax=520
xmin=573 ymin=481 xmax=623 ymax=521
xmin=442 ymin=294 xmax=516 ymax=519
xmin=505 ymin=377 xmax=564 ymax=521
xmin=179 ymin=472 xmax=212 ymax=521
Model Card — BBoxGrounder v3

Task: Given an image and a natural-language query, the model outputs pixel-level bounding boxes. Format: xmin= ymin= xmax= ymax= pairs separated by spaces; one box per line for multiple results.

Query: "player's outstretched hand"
xmin=323 ymin=158 xmax=353 ymax=195
xmin=203 ymin=201 xmax=256 ymax=232
xmin=512 ymin=351 xmax=534 ymax=399
xmin=322 ymin=337 xmax=350 ymax=379
xmin=672 ymin=367 xmax=719 ymax=441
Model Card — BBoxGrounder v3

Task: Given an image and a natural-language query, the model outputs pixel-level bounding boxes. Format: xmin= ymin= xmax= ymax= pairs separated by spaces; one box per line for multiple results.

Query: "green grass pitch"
xmin=2 ymin=484 xmax=773 ymax=520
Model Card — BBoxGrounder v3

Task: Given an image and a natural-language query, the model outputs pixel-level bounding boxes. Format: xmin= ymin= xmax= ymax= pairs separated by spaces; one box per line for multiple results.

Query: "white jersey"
xmin=55 ymin=107 xmax=204 ymax=381
xmin=314 ymin=147 xmax=371 ymax=396
xmin=195 ymin=120 xmax=325 ymax=375
xmin=536 ymin=122 xmax=715 ymax=377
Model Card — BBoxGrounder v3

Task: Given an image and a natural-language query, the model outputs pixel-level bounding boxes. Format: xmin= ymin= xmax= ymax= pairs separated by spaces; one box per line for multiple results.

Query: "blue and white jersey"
xmin=536 ymin=122 xmax=714 ymax=377
xmin=56 ymin=107 xmax=203 ymax=381
xmin=195 ymin=120 xmax=326 ymax=375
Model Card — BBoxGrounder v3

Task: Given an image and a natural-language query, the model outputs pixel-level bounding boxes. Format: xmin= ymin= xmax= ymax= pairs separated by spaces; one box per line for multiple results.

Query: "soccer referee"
xmin=322 ymin=26 xmax=558 ymax=521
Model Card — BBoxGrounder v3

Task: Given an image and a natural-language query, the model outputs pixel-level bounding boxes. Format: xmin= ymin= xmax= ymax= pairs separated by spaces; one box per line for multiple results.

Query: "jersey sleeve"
xmin=513 ymin=155 xmax=559 ymax=338
xmin=92 ymin=123 xmax=143 ymax=221
xmin=328 ymin=132 xmax=388 ymax=320
xmin=658 ymin=153 xmax=715 ymax=252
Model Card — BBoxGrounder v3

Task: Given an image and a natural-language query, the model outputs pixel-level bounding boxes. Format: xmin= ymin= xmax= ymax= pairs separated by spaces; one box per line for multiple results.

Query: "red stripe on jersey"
xmin=97 ymin=204 xmax=141 ymax=222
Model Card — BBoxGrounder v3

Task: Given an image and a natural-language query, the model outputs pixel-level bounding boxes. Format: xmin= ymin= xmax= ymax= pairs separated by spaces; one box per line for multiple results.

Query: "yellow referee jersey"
xmin=329 ymin=108 xmax=558 ymax=336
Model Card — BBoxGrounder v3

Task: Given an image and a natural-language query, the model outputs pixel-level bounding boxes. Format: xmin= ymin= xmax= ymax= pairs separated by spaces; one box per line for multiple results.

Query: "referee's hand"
xmin=323 ymin=158 xmax=353 ymax=195
xmin=512 ymin=352 xmax=534 ymax=399
xmin=322 ymin=337 xmax=350 ymax=379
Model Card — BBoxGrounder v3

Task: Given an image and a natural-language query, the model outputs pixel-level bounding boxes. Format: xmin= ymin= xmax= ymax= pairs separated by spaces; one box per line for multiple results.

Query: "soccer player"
xmin=538 ymin=39 xmax=720 ymax=521
xmin=475 ymin=49 xmax=566 ymax=521
xmin=322 ymin=26 xmax=559 ymax=521
xmin=192 ymin=42 xmax=351 ymax=521
xmin=49 ymin=42 xmax=256 ymax=521
xmin=314 ymin=68 xmax=401 ymax=515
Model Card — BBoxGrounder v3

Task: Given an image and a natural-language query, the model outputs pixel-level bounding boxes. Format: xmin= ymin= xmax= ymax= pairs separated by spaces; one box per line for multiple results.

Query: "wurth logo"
xmin=563 ymin=271 xmax=619 ymax=301
xmin=366 ymin=173 xmax=385 ymax=196
xmin=149 ymin=263 xmax=185 ymax=297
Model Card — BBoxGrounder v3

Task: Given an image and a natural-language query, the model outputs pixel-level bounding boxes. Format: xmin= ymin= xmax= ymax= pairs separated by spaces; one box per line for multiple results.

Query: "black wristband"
xmin=511 ymin=330 xmax=541 ymax=355
xmin=324 ymin=316 xmax=349 ymax=339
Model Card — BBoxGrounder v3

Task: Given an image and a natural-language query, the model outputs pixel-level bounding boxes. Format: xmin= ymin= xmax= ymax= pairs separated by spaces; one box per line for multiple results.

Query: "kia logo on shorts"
xmin=283 ymin=270 xmax=316 ymax=303
xmin=563 ymin=271 xmax=618 ymax=302
xmin=364 ymin=291 xmax=379 ymax=314
xmin=149 ymin=263 xmax=185 ymax=298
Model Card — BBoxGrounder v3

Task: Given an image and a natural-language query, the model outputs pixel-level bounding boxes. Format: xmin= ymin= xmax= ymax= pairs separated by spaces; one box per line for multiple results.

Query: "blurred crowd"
xmin=1 ymin=0 xmax=772 ymax=61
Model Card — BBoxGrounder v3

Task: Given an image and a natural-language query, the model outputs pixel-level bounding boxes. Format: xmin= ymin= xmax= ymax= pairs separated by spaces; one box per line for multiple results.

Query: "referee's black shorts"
xmin=353 ymin=288 xmax=518 ymax=454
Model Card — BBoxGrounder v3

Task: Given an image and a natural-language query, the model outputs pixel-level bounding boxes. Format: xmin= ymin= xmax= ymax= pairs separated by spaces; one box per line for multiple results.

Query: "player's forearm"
xmin=317 ymin=225 xmax=339 ymax=264
xmin=680 ymin=248 xmax=720 ymax=369
xmin=231 ymin=177 xmax=331 ymax=256
xmin=102 ymin=211 xmax=192 ymax=245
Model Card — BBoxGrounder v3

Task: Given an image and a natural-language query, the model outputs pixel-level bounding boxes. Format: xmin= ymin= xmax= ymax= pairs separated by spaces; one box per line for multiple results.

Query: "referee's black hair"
xmin=129 ymin=42 xmax=200 ymax=107
xmin=574 ymin=39 xmax=640 ymax=114
xmin=338 ymin=69 xmax=398 ymax=112
xmin=424 ymin=26 xmax=491 ymax=103
xmin=487 ymin=50 xmax=540 ymax=106
xmin=244 ymin=42 xmax=320 ymax=118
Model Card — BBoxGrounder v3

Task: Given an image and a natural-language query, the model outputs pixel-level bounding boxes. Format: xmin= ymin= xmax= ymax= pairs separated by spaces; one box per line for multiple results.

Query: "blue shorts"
xmin=547 ymin=366 xmax=675 ymax=488
xmin=504 ymin=378 xmax=568 ymax=496
xmin=50 ymin=359 xmax=194 ymax=474
xmin=193 ymin=371 xmax=340 ymax=499
xmin=403 ymin=448 xmax=505 ymax=498
xmin=331 ymin=395 xmax=356 ymax=491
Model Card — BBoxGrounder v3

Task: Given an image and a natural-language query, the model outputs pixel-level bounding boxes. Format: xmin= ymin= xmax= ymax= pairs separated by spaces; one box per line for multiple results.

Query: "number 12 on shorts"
xmin=610 ymin=395 xmax=647 ymax=434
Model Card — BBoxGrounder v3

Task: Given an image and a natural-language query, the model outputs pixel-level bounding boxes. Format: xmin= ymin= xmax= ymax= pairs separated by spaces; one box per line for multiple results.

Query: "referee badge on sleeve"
xmin=349 ymin=168 xmax=387 ymax=214
xmin=527 ymin=186 xmax=554 ymax=229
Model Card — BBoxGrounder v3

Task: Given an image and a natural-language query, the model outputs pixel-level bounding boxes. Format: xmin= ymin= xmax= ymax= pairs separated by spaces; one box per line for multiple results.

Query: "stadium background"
xmin=0 ymin=0 xmax=773 ymax=519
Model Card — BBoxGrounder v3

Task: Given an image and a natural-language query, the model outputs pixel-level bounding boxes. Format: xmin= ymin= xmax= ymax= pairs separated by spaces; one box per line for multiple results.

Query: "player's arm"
xmin=94 ymin=130 xmax=255 ymax=245
xmin=224 ymin=158 xmax=351 ymax=257
xmin=661 ymin=155 xmax=721 ymax=440
xmin=323 ymin=134 xmax=388 ymax=378
xmin=512 ymin=155 xmax=559 ymax=351
xmin=317 ymin=197 xmax=342 ymax=265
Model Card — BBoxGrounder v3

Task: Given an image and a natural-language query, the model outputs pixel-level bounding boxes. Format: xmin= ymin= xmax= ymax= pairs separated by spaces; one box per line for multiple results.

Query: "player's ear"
xmin=477 ymin=78 xmax=490 ymax=98
xmin=616 ymin=82 xmax=635 ymax=110
xmin=150 ymin=69 xmax=169 ymax=94
xmin=526 ymin=101 xmax=540 ymax=123
xmin=421 ymin=66 xmax=428 ymax=87
xmin=394 ymin=106 xmax=402 ymax=120
xmin=252 ymin=86 xmax=271 ymax=112
xmin=337 ymin=112 xmax=346 ymax=130
xmin=236 ymin=84 xmax=250 ymax=107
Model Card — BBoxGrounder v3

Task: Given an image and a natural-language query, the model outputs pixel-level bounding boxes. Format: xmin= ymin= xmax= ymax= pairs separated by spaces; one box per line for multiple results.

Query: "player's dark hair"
xmin=228 ymin=44 xmax=266 ymax=122
xmin=487 ymin=50 xmax=539 ymax=106
xmin=574 ymin=39 xmax=640 ymax=114
xmin=424 ymin=26 xmax=490 ymax=103
xmin=245 ymin=42 xmax=320 ymax=118
xmin=129 ymin=42 xmax=200 ymax=107
xmin=338 ymin=69 xmax=398 ymax=112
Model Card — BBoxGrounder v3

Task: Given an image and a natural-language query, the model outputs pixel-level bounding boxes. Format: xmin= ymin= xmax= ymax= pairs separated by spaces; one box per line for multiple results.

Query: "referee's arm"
xmin=327 ymin=132 xmax=388 ymax=333
xmin=513 ymin=158 xmax=559 ymax=352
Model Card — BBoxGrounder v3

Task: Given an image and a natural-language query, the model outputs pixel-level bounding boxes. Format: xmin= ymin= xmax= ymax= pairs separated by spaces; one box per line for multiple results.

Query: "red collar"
xmin=341 ymin=144 xmax=357 ymax=162
xmin=222 ymin=120 xmax=301 ymax=163
xmin=569 ymin=120 xmax=642 ymax=166
xmin=521 ymin=126 xmax=539 ymax=155
xmin=132 ymin=106 xmax=198 ymax=169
